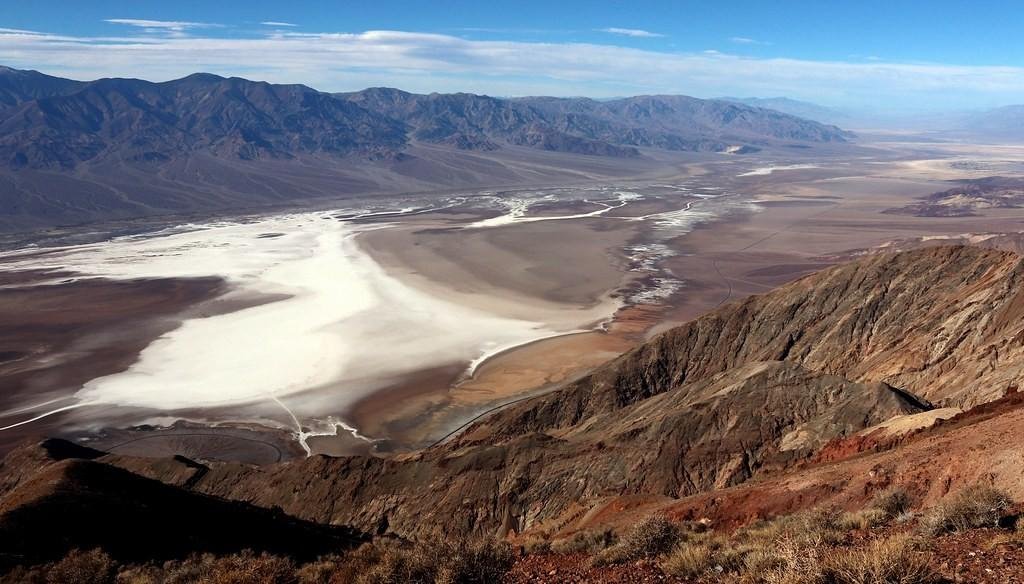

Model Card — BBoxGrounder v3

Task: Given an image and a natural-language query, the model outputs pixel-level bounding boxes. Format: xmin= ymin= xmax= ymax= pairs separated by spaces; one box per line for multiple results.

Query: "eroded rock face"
xmin=141 ymin=360 xmax=917 ymax=540
xmin=8 ymin=245 xmax=1024 ymax=543
xmin=480 ymin=244 xmax=1024 ymax=441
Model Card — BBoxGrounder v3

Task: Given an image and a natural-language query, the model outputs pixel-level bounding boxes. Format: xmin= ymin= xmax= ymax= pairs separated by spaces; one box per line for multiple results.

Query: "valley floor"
xmin=3 ymin=137 xmax=1024 ymax=461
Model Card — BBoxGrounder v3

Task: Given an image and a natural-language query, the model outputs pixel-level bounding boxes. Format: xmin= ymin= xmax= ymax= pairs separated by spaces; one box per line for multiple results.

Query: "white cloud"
xmin=730 ymin=36 xmax=772 ymax=46
xmin=0 ymin=28 xmax=1022 ymax=109
xmin=598 ymin=28 xmax=664 ymax=38
xmin=261 ymin=21 xmax=298 ymax=27
xmin=0 ymin=27 xmax=48 ymax=36
xmin=104 ymin=19 xmax=223 ymax=36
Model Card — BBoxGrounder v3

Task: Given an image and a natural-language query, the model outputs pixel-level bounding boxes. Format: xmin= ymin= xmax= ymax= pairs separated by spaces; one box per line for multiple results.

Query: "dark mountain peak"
xmin=172 ymin=72 xmax=226 ymax=84
xmin=0 ymin=65 xmax=85 ymax=112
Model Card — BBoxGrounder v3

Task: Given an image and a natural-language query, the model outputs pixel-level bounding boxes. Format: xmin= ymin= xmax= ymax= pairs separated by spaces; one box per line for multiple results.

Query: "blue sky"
xmin=3 ymin=1 xmax=1024 ymax=110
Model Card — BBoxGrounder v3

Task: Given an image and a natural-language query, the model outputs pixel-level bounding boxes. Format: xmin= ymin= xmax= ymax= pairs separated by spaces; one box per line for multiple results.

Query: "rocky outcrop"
xmin=477 ymin=244 xmax=1024 ymax=442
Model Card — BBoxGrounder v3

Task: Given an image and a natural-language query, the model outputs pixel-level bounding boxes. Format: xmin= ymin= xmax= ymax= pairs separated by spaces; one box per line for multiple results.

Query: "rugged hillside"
xmin=1 ymin=245 xmax=1024 ymax=570
xmin=32 ymin=245 xmax=1011 ymax=543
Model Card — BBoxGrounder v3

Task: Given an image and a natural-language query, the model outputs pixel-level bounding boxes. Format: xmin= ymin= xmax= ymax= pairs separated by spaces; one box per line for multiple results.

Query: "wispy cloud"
xmin=598 ymin=27 xmax=664 ymax=38
xmin=0 ymin=27 xmax=48 ymax=36
xmin=104 ymin=19 xmax=223 ymax=36
xmin=730 ymin=36 xmax=772 ymax=46
xmin=0 ymin=28 xmax=1022 ymax=109
xmin=261 ymin=21 xmax=298 ymax=27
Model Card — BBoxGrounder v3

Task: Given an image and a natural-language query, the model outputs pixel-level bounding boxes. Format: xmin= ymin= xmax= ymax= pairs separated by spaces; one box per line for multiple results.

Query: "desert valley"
xmin=2 ymin=6 xmax=1024 ymax=581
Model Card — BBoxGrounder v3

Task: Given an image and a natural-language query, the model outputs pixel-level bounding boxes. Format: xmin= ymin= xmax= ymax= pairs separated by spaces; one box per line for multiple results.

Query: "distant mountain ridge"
xmin=718 ymin=96 xmax=851 ymax=125
xmin=0 ymin=71 xmax=409 ymax=169
xmin=0 ymin=66 xmax=855 ymax=232
xmin=339 ymin=87 xmax=853 ymax=157
xmin=963 ymin=104 xmax=1024 ymax=137
xmin=0 ymin=66 xmax=85 ymax=113
xmin=0 ymin=67 xmax=852 ymax=171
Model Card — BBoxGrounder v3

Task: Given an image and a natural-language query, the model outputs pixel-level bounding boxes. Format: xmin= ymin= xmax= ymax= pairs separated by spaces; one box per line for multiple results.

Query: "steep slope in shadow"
xmin=0 ymin=440 xmax=364 ymax=569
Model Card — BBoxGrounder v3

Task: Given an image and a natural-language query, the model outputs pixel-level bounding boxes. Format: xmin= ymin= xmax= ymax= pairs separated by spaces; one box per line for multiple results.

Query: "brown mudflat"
xmin=0 ymin=271 xmax=225 ymax=452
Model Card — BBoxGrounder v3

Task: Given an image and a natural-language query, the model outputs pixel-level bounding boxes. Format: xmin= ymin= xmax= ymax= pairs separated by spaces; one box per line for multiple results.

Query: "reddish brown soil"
xmin=553 ymin=390 xmax=1024 ymax=536
xmin=504 ymin=529 xmax=1024 ymax=583
xmin=506 ymin=554 xmax=680 ymax=584
xmin=931 ymin=528 xmax=1024 ymax=583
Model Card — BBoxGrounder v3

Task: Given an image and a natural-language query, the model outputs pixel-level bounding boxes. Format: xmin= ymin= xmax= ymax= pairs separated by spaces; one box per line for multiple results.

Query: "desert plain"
xmin=2 ymin=135 xmax=1024 ymax=463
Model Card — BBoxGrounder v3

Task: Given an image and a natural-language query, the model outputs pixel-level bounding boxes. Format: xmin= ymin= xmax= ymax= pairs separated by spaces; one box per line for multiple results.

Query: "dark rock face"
xmin=69 ymin=245 xmax=1019 ymax=543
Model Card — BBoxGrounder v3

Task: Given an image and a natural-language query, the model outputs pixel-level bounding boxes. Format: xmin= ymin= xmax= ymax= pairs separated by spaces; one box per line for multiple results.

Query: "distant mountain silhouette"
xmin=718 ymin=96 xmax=851 ymax=125
xmin=963 ymin=104 xmax=1024 ymax=137
xmin=340 ymin=87 xmax=852 ymax=156
xmin=0 ymin=66 xmax=854 ymax=232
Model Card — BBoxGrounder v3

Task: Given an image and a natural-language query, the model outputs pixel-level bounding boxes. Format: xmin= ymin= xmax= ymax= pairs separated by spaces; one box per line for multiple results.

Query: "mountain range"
xmin=963 ymin=104 xmax=1024 ymax=137
xmin=0 ymin=66 xmax=854 ymax=233
xmin=0 ymin=66 xmax=852 ymax=169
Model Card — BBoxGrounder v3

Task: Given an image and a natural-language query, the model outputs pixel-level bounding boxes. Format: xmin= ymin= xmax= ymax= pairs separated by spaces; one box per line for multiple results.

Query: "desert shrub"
xmin=660 ymin=542 xmax=714 ymax=579
xmin=46 ymin=549 xmax=117 ymax=584
xmin=114 ymin=564 xmax=163 ymax=584
xmin=549 ymin=528 xmax=617 ymax=554
xmin=295 ymin=555 xmax=349 ymax=584
xmin=836 ymin=508 xmax=888 ymax=531
xmin=589 ymin=515 xmax=681 ymax=566
xmin=356 ymin=539 xmax=514 ymax=584
xmin=742 ymin=509 xmax=845 ymax=548
xmin=822 ymin=534 xmax=938 ymax=584
xmin=159 ymin=553 xmax=218 ymax=584
xmin=758 ymin=537 xmax=825 ymax=584
xmin=434 ymin=539 xmax=515 ymax=584
xmin=0 ymin=566 xmax=45 ymax=584
xmin=872 ymin=488 xmax=913 ymax=519
xmin=742 ymin=545 xmax=787 ymax=575
xmin=588 ymin=545 xmax=631 ymax=568
xmin=203 ymin=551 xmax=296 ymax=584
xmin=893 ymin=510 xmax=916 ymax=524
xmin=357 ymin=545 xmax=436 ymax=584
xmin=520 ymin=532 xmax=552 ymax=553
xmin=919 ymin=484 xmax=1014 ymax=535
